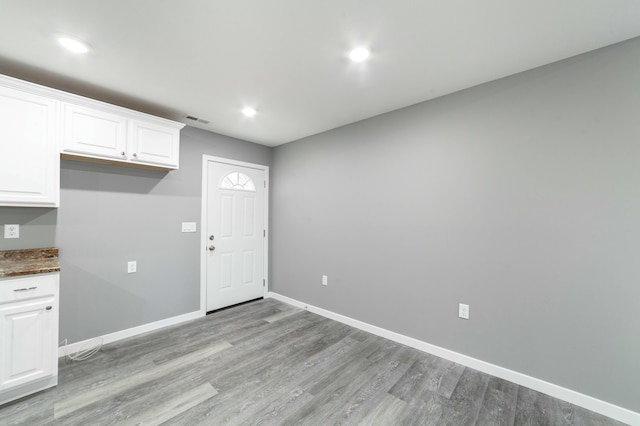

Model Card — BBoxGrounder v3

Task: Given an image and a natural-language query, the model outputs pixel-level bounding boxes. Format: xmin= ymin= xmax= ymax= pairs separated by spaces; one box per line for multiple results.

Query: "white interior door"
xmin=205 ymin=159 xmax=267 ymax=312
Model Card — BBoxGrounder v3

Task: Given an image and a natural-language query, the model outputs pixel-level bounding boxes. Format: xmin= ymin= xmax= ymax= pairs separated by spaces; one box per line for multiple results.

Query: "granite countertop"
xmin=0 ymin=248 xmax=60 ymax=278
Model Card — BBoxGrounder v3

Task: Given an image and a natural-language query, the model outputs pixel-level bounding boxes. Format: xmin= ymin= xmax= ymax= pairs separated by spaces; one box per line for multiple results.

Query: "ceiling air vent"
xmin=185 ymin=115 xmax=210 ymax=124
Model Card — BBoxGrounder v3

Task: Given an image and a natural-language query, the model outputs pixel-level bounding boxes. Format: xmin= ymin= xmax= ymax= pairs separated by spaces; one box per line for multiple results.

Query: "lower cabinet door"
xmin=0 ymin=297 xmax=57 ymax=392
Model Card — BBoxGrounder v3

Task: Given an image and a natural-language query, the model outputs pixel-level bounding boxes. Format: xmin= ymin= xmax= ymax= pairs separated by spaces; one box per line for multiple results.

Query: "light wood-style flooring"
xmin=0 ymin=298 xmax=626 ymax=425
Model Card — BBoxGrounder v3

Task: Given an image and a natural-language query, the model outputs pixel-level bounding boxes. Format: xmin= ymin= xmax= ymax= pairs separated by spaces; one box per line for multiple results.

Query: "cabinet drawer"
xmin=0 ymin=274 xmax=59 ymax=304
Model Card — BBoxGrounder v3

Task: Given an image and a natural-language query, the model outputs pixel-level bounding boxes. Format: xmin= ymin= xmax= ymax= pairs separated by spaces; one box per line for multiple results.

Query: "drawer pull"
xmin=46 ymin=306 xmax=52 ymax=311
xmin=13 ymin=286 xmax=37 ymax=292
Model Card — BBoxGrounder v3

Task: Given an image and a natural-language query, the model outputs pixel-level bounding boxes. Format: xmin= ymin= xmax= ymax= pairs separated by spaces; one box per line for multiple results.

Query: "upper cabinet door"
xmin=129 ymin=119 xmax=180 ymax=168
xmin=63 ymin=103 xmax=128 ymax=160
xmin=0 ymin=86 xmax=59 ymax=207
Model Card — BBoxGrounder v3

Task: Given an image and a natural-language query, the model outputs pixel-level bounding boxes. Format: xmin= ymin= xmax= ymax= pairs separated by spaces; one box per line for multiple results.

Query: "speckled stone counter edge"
xmin=0 ymin=248 xmax=60 ymax=278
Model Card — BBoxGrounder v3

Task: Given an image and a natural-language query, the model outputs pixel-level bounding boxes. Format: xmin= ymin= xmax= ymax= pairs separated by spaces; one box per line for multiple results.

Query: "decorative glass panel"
xmin=219 ymin=172 xmax=256 ymax=192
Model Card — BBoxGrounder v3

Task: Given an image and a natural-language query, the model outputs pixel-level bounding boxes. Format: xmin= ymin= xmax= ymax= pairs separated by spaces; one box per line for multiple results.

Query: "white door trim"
xmin=200 ymin=155 xmax=269 ymax=314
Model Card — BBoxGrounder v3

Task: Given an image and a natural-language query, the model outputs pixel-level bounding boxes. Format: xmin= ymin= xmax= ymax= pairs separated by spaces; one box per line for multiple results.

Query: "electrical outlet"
xmin=4 ymin=224 xmax=19 ymax=239
xmin=127 ymin=261 xmax=137 ymax=274
xmin=181 ymin=222 xmax=197 ymax=233
xmin=322 ymin=275 xmax=328 ymax=286
xmin=459 ymin=303 xmax=470 ymax=320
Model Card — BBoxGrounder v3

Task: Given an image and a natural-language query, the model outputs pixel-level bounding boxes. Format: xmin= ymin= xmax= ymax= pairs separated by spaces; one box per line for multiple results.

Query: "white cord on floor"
xmin=59 ymin=337 xmax=103 ymax=361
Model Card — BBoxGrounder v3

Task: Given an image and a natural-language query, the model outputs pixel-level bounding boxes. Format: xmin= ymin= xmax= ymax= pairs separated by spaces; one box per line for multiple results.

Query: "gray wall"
xmin=271 ymin=38 xmax=640 ymax=413
xmin=0 ymin=126 xmax=271 ymax=343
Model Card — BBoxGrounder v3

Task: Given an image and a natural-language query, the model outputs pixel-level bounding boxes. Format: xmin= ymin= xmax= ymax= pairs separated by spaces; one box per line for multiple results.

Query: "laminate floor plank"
xmin=514 ymin=386 xmax=597 ymax=426
xmin=569 ymin=405 xmax=630 ymax=426
xmin=53 ymin=341 xmax=231 ymax=419
xmin=0 ymin=396 xmax=54 ymax=426
xmin=120 ymin=383 xmax=218 ymax=426
xmin=263 ymin=307 xmax=303 ymax=323
xmin=105 ymin=299 xmax=278 ymax=355
xmin=358 ymin=393 xmax=408 ymax=426
xmin=282 ymin=344 xmax=413 ymax=425
xmin=299 ymin=336 xmax=382 ymax=396
xmin=56 ymin=300 xmax=281 ymax=391
xmin=227 ymin=335 xmax=367 ymax=426
xmin=200 ymin=321 xmax=356 ymax=424
xmin=320 ymin=349 xmax=415 ymax=425
xmin=475 ymin=376 xmax=519 ymax=426
xmin=163 ymin=317 xmax=351 ymax=425
xmin=389 ymin=355 xmax=439 ymax=402
xmin=0 ymin=299 xmax=627 ymax=426
xmin=435 ymin=368 xmax=491 ymax=426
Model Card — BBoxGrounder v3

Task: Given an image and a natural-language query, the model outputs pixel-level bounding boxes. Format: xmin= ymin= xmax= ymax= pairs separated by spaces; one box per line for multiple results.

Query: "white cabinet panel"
xmin=0 ymin=84 xmax=59 ymax=207
xmin=0 ymin=297 xmax=56 ymax=392
xmin=0 ymin=273 xmax=59 ymax=405
xmin=63 ymin=103 xmax=128 ymax=160
xmin=130 ymin=119 xmax=180 ymax=167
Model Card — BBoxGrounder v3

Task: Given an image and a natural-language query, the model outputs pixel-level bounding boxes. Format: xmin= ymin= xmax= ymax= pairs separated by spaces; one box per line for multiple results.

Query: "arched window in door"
xmin=219 ymin=171 xmax=256 ymax=192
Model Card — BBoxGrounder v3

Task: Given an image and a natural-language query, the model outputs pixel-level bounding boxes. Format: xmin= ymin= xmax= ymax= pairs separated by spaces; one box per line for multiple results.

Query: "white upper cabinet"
xmin=63 ymin=103 xmax=128 ymax=160
xmin=61 ymin=100 xmax=183 ymax=170
xmin=0 ymin=81 xmax=59 ymax=207
xmin=0 ymin=73 xmax=185 ymax=207
xmin=129 ymin=119 xmax=180 ymax=168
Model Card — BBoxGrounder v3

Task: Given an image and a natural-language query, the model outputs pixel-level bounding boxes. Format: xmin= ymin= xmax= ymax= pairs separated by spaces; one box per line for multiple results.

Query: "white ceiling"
xmin=1 ymin=1 xmax=639 ymax=147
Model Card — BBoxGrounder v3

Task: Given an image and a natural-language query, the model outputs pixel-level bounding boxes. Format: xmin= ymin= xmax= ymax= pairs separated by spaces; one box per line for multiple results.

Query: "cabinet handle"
xmin=121 ymin=151 xmax=126 ymax=157
xmin=13 ymin=287 xmax=37 ymax=292
xmin=132 ymin=153 xmax=138 ymax=158
xmin=46 ymin=306 xmax=52 ymax=311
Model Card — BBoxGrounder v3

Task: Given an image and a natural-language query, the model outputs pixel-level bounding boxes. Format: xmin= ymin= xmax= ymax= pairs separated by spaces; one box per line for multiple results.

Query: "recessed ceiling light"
xmin=57 ymin=36 xmax=91 ymax=54
xmin=242 ymin=107 xmax=257 ymax=117
xmin=349 ymin=47 xmax=370 ymax=62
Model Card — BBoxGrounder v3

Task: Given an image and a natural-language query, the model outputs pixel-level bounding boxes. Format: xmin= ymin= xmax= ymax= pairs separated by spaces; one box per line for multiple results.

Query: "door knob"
xmin=209 ymin=245 xmax=216 ymax=251
xmin=209 ymin=235 xmax=215 ymax=240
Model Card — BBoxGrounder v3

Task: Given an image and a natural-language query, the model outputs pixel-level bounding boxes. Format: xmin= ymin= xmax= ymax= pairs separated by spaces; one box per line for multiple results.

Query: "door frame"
xmin=200 ymin=155 xmax=269 ymax=314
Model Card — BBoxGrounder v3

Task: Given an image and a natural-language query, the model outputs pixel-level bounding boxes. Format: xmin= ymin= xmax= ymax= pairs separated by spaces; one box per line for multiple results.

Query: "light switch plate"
xmin=4 ymin=224 xmax=19 ymax=239
xmin=459 ymin=303 xmax=470 ymax=320
xmin=182 ymin=222 xmax=197 ymax=233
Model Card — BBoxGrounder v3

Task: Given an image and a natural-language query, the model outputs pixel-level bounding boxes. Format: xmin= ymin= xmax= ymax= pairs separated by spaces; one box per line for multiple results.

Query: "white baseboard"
xmin=267 ymin=292 xmax=639 ymax=426
xmin=58 ymin=310 xmax=203 ymax=358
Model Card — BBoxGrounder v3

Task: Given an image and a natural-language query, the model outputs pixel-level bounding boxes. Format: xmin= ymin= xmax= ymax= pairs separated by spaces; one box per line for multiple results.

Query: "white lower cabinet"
xmin=0 ymin=274 xmax=59 ymax=406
